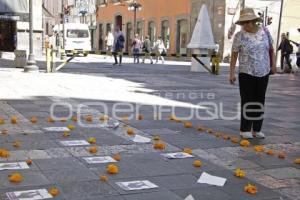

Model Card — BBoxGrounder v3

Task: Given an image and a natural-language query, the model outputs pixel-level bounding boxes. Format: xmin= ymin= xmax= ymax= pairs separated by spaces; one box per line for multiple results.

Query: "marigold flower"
xmin=278 ymin=152 xmax=286 ymax=159
xmin=244 ymin=184 xmax=257 ymax=194
xmin=87 ymin=137 xmax=97 ymax=144
xmin=47 ymin=117 xmax=55 ymax=123
xmin=86 ymin=115 xmax=93 ymax=122
xmin=11 ymin=116 xmax=17 ymax=124
xmin=266 ymin=150 xmax=274 ymax=155
xmin=231 ymin=137 xmax=240 ymax=144
xmin=0 ymin=117 xmax=5 ymax=124
xmin=107 ymin=164 xmax=119 ymax=174
xmin=1 ymin=129 xmax=8 ymax=135
xmin=100 ymin=175 xmax=109 ymax=182
xmin=113 ymin=153 xmax=121 ymax=161
xmin=30 ymin=116 xmax=38 ymax=123
xmin=9 ymin=172 xmax=23 ymax=183
xmin=26 ymin=159 xmax=33 ymax=165
xmin=62 ymin=131 xmax=70 ymax=138
xmin=71 ymin=116 xmax=78 ymax=122
xmin=207 ymin=128 xmax=214 ymax=134
xmin=48 ymin=187 xmax=59 ymax=197
xmin=100 ymin=115 xmax=109 ymax=121
xmin=153 ymin=142 xmax=166 ymax=150
xmin=169 ymin=115 xmax=177 ymax=121
xmin=234 ymin=168 xmax=246 ymax=178
xmin=197 ymin=126 xmax=206 ymax=132
xmin=89 ymin=146 xmax=98 ymax=154
xmin=13 ymin=141 xmax=21 ymax=148
xmin=240 ymin=139 xmax=250 ymax=147
xmin=184 ymin=122 xmax=193 ymax=128
xmin=223 ymin=135 xmax=231 ymax=140
xmin=254 ymin=145 xmax=264 ymax=152
xmin=60 ymin=118 xmax=67 ymax=122
xmin=193 ymin=160 xmax=202 ymax=168
xmin=67 ymin=124 xmax=75 ymax=131
xmin=294 ymin=158 xmax=300 ymax=164
xmin=127 ymin=128 xmax=135 ymax=136
xmin=121 ymin=116 xmax=129 ymax=121
xmin=153 ymin=136 xmax=160 ymax=141
xmin=214 ymin=132 xmax=222 ymax=138
xmin=0 ymin=149 xmax=10 ymax=158
xmin=137 ymin=114 xmax=144 ymax=120
xmin=183 ymin=148 xmax=193 ymax=155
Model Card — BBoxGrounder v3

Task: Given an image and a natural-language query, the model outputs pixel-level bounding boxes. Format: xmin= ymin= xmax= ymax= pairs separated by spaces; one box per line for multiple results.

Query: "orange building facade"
xmin=96 ymin=0 xmax=226 ymax=56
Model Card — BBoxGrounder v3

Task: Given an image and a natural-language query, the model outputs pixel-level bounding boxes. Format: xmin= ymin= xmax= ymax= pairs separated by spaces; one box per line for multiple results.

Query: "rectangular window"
xmin=67 ymin=30 xmax=89 ymax=38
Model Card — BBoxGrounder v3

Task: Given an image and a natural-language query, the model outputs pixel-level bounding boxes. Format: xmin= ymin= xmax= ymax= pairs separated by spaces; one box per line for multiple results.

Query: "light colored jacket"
xmin=106 ymin=32 xmax=114 ymax=47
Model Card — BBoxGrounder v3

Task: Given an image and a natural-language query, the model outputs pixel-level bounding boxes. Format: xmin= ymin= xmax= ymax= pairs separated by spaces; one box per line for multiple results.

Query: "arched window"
xmin=176 ymin=19 xmax=188 ymax=54
xmin=148 ymin=21 xmax=156 ymax=46
xmin=137 ymin=21 xmax=143 ymax=39
xmin=161 ymin=20 xmax=170 ymax=49
xmin=126 ymin=22 xmax=133 ymax=52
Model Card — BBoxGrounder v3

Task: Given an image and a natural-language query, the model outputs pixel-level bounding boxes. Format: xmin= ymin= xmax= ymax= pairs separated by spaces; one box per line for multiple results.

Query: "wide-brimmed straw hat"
xmin=235 ymin=8 xmax=262 ymax=25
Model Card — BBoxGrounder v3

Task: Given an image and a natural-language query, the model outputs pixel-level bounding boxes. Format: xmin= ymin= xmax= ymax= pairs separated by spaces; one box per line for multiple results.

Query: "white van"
xmin=52 ymin=23 xmax=91 ymax=56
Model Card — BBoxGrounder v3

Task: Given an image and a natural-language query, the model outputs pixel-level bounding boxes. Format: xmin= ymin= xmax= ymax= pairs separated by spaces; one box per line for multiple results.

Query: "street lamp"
xmin=128 ymin=1 xmax=142 ymax=35
xmin=24 ymin=0 xmax=39 ymax=73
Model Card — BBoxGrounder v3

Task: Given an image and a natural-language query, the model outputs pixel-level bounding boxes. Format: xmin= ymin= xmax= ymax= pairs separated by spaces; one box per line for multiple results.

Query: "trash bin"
xmin=14 ymin=50 xmax=27 ymax=68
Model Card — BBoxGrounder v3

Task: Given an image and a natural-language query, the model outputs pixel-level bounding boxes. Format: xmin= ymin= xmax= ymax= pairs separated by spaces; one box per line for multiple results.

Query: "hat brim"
xmin=235 ymin=17 xmax=262 ymax=25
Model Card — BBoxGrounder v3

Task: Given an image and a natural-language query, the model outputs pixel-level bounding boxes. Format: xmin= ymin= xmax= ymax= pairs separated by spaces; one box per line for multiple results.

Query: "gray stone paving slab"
xmin=45 ymin=147 xmax=72 ymax=158
xmin=262 ymin=167 xmax=300 ymax=179
xmin=0 ymin=170 xmax=50 ymax=189
xmin=172 ymin=187 xmax=232 ymax=200
xmin=34 ymin=157 xmax=85 ymax=171
xmin=122 ymin=190 xmax=182 ymax=200
xmin=278 ymin=186 xmax=300 ymax=200
xmin=43 ymin=167 xmax=98 ymax=184
xmin=58 ymin=180 xmax=118 ymax=200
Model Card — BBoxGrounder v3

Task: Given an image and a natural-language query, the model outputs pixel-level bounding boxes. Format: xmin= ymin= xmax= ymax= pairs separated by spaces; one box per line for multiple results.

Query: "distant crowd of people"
xmin=104 ymin=26 xmax=167 ymax=66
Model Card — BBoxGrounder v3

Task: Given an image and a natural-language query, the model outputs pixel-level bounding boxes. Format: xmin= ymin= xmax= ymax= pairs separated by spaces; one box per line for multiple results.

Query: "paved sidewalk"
xmin=0 ymin=57 xmax=299 ymax=200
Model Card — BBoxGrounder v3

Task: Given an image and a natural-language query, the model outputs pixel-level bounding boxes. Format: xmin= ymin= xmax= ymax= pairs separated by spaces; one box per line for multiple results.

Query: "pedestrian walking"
xmin=132 ymin=34 xmax=142 ymax=64
xmin=278 ymin=33 xmax=293 ymax=72
xmin=142 ymin=35 xmax=153 ymax=64
xmin=290 ymin=40 xmax=300 ymax=67
xmin=229 ymin=8 xmax=276 ymax=139
xmin=106 ymin=31 xmax=114 ymax=53
xmin=112 ymin=26 xmax=125 ymax=66
xmin=153 ymin=36 xmax=166 ymax=64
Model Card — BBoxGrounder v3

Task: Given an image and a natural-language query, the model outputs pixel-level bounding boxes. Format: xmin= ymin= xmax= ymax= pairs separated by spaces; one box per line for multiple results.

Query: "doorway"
xmin=115 ymin=15 xmax=123 ymax=31
xmin=126 ymin=22 xmax=133 ymax=52
xmin=0 ymin=20 xmax=17 ymax=52
xmin=176 ymin=19 xmax=188 ymax=54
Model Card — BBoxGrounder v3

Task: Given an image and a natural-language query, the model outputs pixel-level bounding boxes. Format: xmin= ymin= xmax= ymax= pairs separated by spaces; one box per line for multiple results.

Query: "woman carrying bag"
xmin=229 ymin=8 xmax=276 ymax=139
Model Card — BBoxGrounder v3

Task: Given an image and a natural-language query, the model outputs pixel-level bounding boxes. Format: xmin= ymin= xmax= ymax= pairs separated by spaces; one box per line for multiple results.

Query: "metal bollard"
xmin=51 ymin=50 xmax=56 ymax=72
xmin=46 ymin=48 xmax=51 ymax=73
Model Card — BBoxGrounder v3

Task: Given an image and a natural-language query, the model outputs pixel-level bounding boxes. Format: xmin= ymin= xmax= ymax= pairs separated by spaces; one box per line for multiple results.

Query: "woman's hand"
xmin=271 ymin=65 xmax=277 ymax=74
xmin=229 ymin=72 xmax=236 ymax=85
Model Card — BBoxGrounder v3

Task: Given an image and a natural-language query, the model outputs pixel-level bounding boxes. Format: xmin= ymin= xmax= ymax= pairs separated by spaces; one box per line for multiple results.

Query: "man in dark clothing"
xmin=142 ymin=35 xmax=153 ymax=64
xmin=278 ymin=33 xmax=293 ymax=72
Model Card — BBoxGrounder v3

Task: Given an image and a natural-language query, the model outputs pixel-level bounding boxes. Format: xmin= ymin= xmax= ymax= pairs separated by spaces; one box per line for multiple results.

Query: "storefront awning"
xmin=0 ymin=0 xmax=29 ymax=21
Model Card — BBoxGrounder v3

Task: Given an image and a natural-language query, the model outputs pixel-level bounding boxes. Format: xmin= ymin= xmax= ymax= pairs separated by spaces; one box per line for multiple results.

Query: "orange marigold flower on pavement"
xmin=214 ymin=132 xmax=222 ymax=138
xmin=1 ymin=129 xmax=8 ymax=135
xmin=127 ymin=128 xmax=135 ymax=136
xmin=100 ymin=115 xmax=109 ymax=121
xmin=153 ymin=136 xmax=160 ymax=141
xmin=183 ymin=148 xmax=193 ymax=155
xmin=86 ymin=115 xmax=93 ymax=122
xmin=72 ymin=116 xmax=78 ymax=122
xmin=207 ymin=128 xmax=214 ymax=134
xmin=89 ymin=146 xmax=98 ymax=154
xmin=294 ymin=158 xmax=300 ymax=164
xmin=9 ymin=172 xmax=23 ymax=183
xmin=169 ymin=115 xmax=177 ymax=121
xmin=100 ymin=175 xmax=109 ymax=182
xmin=30 ymin=116 xmax=38 ymax=123
xmin=67 ymin=124 xmax=75 ymax=131
xmin=197 ymin=126 xmax=206 ymax=132
xmin=223 ymin=135 xmax=231 ymax=140
xmin=244 ymin=184 xmax=257 ymax=194
xmin=113 ymin=153 xmax=121 ymax=161
xmin=0 ymin=149 xmax=10 ymax=158
xmin=87 ymin=137 xmax=97 ymax=144
xmin=278 ymin=152 xmax=286 ymax=159
xmin=137 ymin=114 xmax=144 ymax=120
xmin=266 ymin=150 xmax=274 ymax=156
xmin=193 ymin=160 xmax=202 ymax=168
xmin=254 ymin=145 xmax=265 ymax=152
xmin=231 ymin=137 xmax=240 ymax=144
xmin=121 ymin=116 xmax=129 ymax=121
xmin=60 ymin=118 xmax=67 ymax=122
xmin=47 ymin=117 xmax=55 ymax=123
xmin=48 ymin=187 xmax=59 ymax=197
xmin=62 ymin=131 xmax=70 ymax=138
xmin=153 ymin=142 xmax=166 ymax=150
xmin=11 ymin=116 xmax=17 ymax=124
xmin=184 ymin=122 xmax=193 ymax=128
xmin=107 ymin=164 xmax=119 ymax=174
xmin=234 ymin=168 xmax=246 ymax=178
xmin=0 ymin=117 xmax=5 ymax=125
xmin=240 ymin=139 xmax=250 ymax=147
xmin=13 ymin=141 xmax=21 ymax=148
xmin=26 ymin=159 xmax=33 ymax=165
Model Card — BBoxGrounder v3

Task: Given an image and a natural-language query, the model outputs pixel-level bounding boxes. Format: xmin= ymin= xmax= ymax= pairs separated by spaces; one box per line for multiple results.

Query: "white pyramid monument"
xmin=188 ymin=4 xmax=218 ymax=72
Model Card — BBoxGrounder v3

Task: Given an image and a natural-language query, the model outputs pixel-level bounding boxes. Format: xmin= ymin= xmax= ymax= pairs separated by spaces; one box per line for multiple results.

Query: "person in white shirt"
xmin=153 ymin=36 xmax=166 ymax=64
